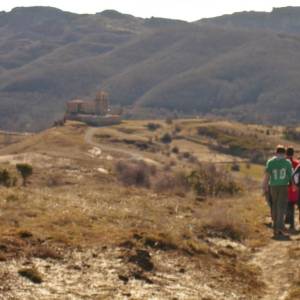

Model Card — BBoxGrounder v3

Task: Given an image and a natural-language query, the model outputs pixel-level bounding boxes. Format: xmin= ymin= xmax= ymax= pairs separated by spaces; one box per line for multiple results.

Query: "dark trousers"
xmin=270 ymin=186 xmax=288 ymax=233
xmin=286 ymin=201 xmax=295 ymax=228
xmin=265 ymin=189 xmax=273 ymax=220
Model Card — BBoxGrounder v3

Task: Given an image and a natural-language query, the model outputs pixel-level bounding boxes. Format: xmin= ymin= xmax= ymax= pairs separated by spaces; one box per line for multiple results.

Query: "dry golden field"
xmin=0 ymin=119 xmax=299 ymax=299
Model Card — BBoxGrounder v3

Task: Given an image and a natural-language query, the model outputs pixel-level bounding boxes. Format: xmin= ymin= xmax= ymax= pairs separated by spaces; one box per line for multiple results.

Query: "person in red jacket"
xmin=286 ymin=147 xmax=299 ymax=231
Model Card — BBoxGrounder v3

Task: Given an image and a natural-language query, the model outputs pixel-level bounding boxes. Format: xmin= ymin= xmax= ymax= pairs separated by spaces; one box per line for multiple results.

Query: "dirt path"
xmin=252 ymin=235 xmax=300 ymax=300
xmin=84 ymin=127 xmax=159 ymax=165
xmin=85 ymin=126 xmax=300 ymax=300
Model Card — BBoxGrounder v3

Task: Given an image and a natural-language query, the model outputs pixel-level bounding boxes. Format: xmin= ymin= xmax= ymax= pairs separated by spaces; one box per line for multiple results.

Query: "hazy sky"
xmin=1 ymin=0 xmax=300 ymax=21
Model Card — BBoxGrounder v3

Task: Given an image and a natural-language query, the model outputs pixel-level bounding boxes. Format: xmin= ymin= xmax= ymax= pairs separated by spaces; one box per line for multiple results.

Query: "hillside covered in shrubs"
xmin=2 ymin=7 xmax=300 ymax=130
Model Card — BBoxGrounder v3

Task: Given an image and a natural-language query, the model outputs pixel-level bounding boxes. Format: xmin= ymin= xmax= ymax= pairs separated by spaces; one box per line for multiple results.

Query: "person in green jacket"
xmin=263 ymin=145 xmax=292 ymax=239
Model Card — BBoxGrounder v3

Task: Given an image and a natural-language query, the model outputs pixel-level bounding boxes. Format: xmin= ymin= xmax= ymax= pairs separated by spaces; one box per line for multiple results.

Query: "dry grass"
xmin=286 ymin=270 xmax=300 ymax=300
xmin=0 ymin=132 xmax=27 ymax=148
xmin=202 ymin=207 xmax=250 ymax=241
xmin=287 ymin=289 xmax=300 ymax=300
xmin=0 ymin=120 xmax=270 ymax=249
xmin=151 ymin=170 xmax=189 ymax=195
xmin=0 ymin=119 xmax=280 ymax=299
xmin=0 ymin=181 xmax=268 ymax=259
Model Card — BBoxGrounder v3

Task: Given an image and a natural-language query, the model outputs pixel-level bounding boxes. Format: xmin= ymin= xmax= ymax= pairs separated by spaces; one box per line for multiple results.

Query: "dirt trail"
xmin=84 ymin=127 xmax=159 ymax=165
xmin=252 ymin=236 xmax=300 ymax=300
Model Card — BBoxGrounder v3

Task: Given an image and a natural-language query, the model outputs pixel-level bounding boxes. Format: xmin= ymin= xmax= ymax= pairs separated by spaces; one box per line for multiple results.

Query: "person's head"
xmin=276 ymin=145 xmax=286 ymax=157
xmin=286 ymin=146 xmax=294 ymax=158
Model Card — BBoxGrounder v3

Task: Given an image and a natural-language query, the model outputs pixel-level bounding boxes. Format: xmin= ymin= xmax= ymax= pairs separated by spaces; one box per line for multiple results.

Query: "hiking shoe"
xmin=281 ymin=228 xmax=290 ymax=235
xmin=289 ymin=227 xmax=299 ymax=235
xmin=273 ymin=232 xmax=291 ymax=241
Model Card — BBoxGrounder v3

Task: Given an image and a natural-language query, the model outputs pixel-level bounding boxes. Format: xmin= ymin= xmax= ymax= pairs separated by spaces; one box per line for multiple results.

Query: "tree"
xmin=160 ymin=133 xmax=172 ymax=144
xmin=16 ymin=163 xmax=33 ymax=186
xmin=0 ymin=169 xmax=11 ymax=187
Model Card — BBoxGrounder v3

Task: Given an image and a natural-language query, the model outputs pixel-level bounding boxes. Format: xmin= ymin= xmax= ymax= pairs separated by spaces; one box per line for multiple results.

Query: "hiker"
xmin=263 ymin=145 xmax=292 ymax=239
xmin=285 ymin=147 xmax=299 ymax=231
xmin=292 ymin=161 xmax=300 ymax=225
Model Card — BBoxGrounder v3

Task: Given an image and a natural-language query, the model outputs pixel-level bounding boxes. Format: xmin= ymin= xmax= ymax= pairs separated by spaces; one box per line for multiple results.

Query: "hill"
xmin=0 ymin=119 xmax=279 ymax=298
xmin=1 ymin=7 xmax=300 ymax=130
xmin=200 ymin=7 xmax=300 ymax=34
xmin=0 ymin=119 xmax=300 ymax=298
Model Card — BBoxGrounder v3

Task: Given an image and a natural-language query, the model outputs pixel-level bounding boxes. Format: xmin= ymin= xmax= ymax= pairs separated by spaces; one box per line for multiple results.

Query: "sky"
xmin=1 ymin=0 xmax=300 ymax=21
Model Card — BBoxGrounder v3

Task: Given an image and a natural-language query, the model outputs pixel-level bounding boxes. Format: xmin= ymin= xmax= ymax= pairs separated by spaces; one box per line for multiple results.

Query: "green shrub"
xmin=187 ymin=163 xmax=241 ymax=197
xmin=231 ymin=162 xmax=240 ymax=172
xmin=146 ymin=123 xmax=161 ymax=131
xmin=174 ymin=125 xmax=182 ymax=133
xmin=115 ymin=160 xmax=155 ymax=188
xmin=171 ymin=146 xmax=179 ymax=154
xmin=16 ymin=163 xmax=33 ymax=186
xmin=160 ymin=133 xmax=172 ymax=144
xmin=0 ymin=169 xmax=12 ymax=187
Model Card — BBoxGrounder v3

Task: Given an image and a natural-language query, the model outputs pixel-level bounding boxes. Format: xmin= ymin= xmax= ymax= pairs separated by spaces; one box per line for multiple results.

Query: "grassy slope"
xmin=0 ymin=118 xmax=299 ymax=297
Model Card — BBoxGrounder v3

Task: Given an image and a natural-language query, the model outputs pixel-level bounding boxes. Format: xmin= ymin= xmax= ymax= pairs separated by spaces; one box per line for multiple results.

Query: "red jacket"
xmin=288 ymin=157 xmax=299 ymax=203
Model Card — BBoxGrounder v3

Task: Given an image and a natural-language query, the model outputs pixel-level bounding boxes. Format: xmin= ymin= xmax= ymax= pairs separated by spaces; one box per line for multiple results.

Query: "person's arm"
xmin=293 ymin=165 xmax=300 ymax=186
xmin=262 ymin=172 xmax=270 ymax=194
xmin=287 ymin=161 xmax=293 ymax=186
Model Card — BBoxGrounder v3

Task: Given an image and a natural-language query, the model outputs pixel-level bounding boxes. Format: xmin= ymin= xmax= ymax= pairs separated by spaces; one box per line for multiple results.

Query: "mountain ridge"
xmin=1 ymin=6 xmax=300 ymax=131
xmin=200 ymin=6 xmax=300 ymax=34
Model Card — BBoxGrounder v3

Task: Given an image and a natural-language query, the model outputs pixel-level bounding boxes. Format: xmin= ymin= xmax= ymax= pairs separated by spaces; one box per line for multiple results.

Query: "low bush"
xmin=16 ymin=163 xmax=33 ymax=186
xmin=171 ymin=146 xmax=179 ymax=154
xmin=32 ymin=245 xmax=62 ymax=260
xmin=146 ymin=123 xmax=161 ymax=131
xmin=151 ymin=171 xmax=189 ymax=194
xmin=0 ymin=169 xmax=12 ymax=187
xmin=187 ymin=154 xmax=199 ymax=164
xmin=0 ymin=168 xmax=17 ymax=187
xmin=18 ymin=267 xmax=43 ymax=284
xmin=231 ymin=162 xmax=240 ymax=172
xmin=187 ymin=163 xmax=242 ymax=197
xmin=203 ymin=208 xmax=249 ymax=241
xmin=182 ymin=152 xmax=191 ymax=159
xmin=115 ymin=160 xmax=240 ymax=198
xmin=115 ymin=160 xmax=156 ymax=188
xmin=160 ymin=133 xmax=172 ymax=144
xmin=174 ymin=125 xmax=182 ymax=133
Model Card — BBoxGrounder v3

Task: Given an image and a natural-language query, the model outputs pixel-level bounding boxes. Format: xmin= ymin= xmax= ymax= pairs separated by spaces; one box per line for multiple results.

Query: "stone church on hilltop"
xmin=64 ymin=91 xmax=121 ymax=126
